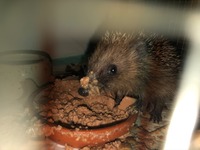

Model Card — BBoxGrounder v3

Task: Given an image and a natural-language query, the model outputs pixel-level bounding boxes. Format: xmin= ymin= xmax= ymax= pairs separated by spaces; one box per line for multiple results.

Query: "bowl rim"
xmin=44 ymin=112 xmax=138 ymax=148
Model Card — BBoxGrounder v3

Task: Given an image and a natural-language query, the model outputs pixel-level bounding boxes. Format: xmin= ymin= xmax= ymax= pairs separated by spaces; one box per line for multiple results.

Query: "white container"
xmin=0 ymin=50 xmax=53 ymax=109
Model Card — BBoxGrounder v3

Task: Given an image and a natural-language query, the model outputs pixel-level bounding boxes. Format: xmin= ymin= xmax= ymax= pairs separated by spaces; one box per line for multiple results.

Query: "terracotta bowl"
xmin=43 ymin=113 xmax=138 ymax=148
xmin=32 ymin=81 xmax=138 ymax=148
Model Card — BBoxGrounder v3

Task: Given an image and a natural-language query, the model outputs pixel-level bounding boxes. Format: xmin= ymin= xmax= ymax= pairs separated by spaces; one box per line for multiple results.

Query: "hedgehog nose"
xmin=78 ymin=87 xmax=89 ymax=96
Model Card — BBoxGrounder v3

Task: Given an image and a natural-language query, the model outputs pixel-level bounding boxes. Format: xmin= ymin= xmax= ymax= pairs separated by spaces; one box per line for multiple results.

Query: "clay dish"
xmin=33 ymin=79 xmax=138 ymax=148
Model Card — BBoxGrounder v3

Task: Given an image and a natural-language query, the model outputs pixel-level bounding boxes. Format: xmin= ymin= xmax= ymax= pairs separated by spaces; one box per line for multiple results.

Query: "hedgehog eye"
xmin=107 ymin=64 xmax=117 ymax=75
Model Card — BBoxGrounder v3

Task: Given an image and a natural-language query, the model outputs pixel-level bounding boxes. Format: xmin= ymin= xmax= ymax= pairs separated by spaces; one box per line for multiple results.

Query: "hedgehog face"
xmin=79 ymin=31 xmax=149 ymax=102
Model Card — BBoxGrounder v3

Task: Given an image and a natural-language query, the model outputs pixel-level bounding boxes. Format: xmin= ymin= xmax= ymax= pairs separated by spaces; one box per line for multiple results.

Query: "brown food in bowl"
xmin=37 ymin=79 xmax=136 ymax=128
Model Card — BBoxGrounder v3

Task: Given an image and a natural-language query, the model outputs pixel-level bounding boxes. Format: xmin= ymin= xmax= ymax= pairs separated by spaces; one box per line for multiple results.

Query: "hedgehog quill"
xmin=78 ymin=31 xmax=183 ymax=123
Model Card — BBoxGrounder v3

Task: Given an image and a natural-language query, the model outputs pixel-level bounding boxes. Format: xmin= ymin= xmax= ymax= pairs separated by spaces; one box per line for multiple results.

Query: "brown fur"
xmin=87 ymin=31 xmax=182 ymax=122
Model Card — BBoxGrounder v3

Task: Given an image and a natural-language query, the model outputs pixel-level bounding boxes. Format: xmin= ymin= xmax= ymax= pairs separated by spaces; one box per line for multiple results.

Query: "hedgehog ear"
xmin=130 ymin=40 xmax=147 ymax=56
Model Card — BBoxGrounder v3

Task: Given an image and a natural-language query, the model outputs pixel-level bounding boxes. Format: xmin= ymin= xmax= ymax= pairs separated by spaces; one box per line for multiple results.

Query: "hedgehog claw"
xmin=149 ymin=111 xmax=162 ymax=123
xmin=114 ymin=95 xmax=124 ymax=106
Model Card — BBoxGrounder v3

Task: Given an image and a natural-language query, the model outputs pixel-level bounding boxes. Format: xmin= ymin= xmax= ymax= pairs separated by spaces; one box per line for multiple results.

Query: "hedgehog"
xmin=78 ymin=31 xmax=183 ymax=123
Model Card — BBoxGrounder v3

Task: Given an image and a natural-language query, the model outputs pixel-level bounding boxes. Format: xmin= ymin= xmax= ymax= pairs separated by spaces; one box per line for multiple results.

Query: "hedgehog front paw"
xmin=149 ymin=111 xmax=162 ymax=123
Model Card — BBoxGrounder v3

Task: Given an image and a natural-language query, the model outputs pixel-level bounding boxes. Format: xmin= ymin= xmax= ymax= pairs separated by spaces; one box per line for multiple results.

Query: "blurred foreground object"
xmin=0 ymin=50 xmax=53 ymax=150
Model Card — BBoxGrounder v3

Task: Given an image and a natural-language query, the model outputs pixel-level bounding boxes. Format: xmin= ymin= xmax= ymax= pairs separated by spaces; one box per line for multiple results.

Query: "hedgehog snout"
xmin=78 ymin=71 xmax=100 ymax=96
xmin=78 ymin=87 xmax=89 ymax=96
